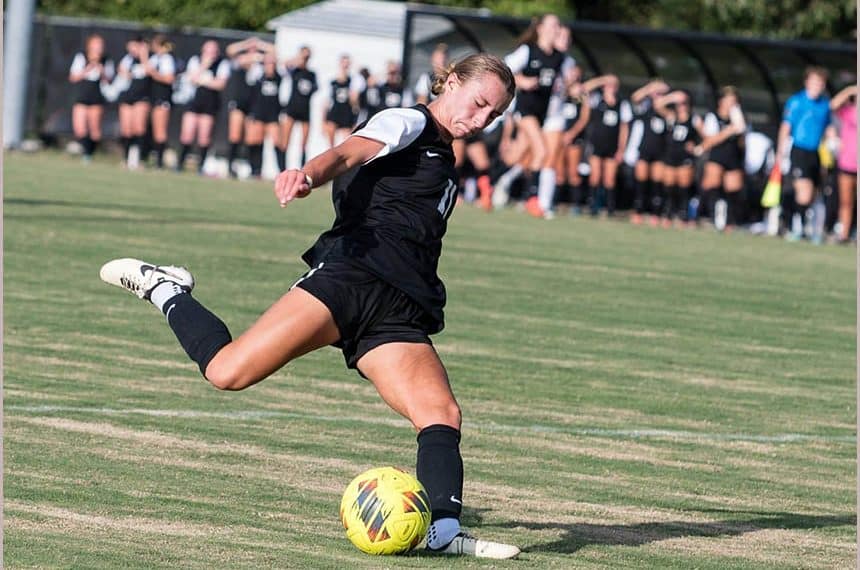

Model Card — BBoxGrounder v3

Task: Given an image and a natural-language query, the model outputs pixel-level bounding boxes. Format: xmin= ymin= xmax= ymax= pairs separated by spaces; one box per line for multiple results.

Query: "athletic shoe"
xmin=99 ymin=258 xmax=194 ymax=300
xmin=525 ymin=196 xmax=544 ymax=218
xmin=630 ymin=212 xmax=642 ymax=225
xmin=427 ymin=532 xmax=520 ymax=559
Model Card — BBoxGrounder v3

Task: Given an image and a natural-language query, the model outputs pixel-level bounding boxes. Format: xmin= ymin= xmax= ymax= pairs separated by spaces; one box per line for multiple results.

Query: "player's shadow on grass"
xmin=498 ymin=510 xmax=854 ymax=554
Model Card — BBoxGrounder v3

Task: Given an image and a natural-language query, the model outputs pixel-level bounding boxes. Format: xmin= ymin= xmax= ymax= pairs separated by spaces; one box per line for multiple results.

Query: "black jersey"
xmin=561 ymin=94 xmax=585 ymax=134
xmin=380 ymin=82 xmax=405 ymax=109
xmin=635 ymin=98 xmax=667 ymax=161
xmin=508 ymin=43 xmax=566 ymax=119
xmin=359 ymin=83 xmax=384 ymax=120
xmin=327 ymin=77 xmax=355 ymax=128
xmin=249 ymin=69 xmax=284 ymax=123
xmin=303 ymin=104 xmax=458 ymax=329
xmin=189 ymin=55 xmax=230 ymax=115
xmin=70 ymin=52 xmax=114 ymax=105
xmin=664 ymin=115 xmax=700 ymax=166
xmin=118 ymin=53 xmax=151 ymax=103
xmin=225 ymin=60 xmax=258 ymax=113
xmin=588 ymin=94 xmax=633 ymax=157
xmin=705 ymin=111 xmax=744 ymax=169
xmin=285 ymin=67 xmax=317 ymax=121
xmin=148 ymin=52 xmax=176 ymax=105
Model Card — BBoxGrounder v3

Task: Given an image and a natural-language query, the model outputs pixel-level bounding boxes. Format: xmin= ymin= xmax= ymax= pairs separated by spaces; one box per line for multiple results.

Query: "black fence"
xmin=26 ymin=14 xmax=273 ymax=153
xmin=402 ymin=6 xmax=857 ymax=139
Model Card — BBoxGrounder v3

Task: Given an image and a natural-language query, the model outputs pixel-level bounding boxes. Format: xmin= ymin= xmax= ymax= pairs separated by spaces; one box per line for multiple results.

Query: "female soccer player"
xmin=176 ymin=40 xmax=231 ymax=173
xmin=224 ymin=37 xmax=269 ymax=177
xmin=245 ymin=50 xmax=288 ymax=176
xmin=68 ymin=34 xmax=114 ymax=162
xmin=281 ymin=46 xmax=318 ymax=166
xmin=583 ymin=74 xmax=632 ymax=217
xmin=324 ymin=54 xmax=358 ymax=148
xmin=830 ymin=84 xmax=857 ymax=243
xmin=696 ymin=86 xmax=746 ymax=229
xmin=117 ymin=37 xmax=152 ymax=169
xmin=146 ymin=35 xmax=176 ymax=169
xmin=100 ymin=53 xmax=520 ymax=560
xmin=504 ymin=13 xmax=569 ymax=218
xmin=630 ymin=79 xmax=670 ymax=225
xmin=655 ymin=90 xmax=700 ymax=226
xmin=558 ymin=67 xmax=590 ymax=214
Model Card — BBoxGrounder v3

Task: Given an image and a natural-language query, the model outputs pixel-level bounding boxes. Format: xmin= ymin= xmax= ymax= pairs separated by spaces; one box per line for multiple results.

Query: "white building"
xmin=266 ymin=0 xmax=457 ymax=169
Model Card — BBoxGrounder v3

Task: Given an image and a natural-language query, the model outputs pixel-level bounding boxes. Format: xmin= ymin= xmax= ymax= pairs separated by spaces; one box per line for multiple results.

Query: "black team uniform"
xmin=701 ymin=111 xmax=745 ymax=224
xmin=69 ymin=51 xmax=115 ymax=158
xmin=358 ymin=81 xmax=384 ymax=122
xmin=149 ymin=104 xmax=465 ymax=531
xmin=247 ymin=66 xmax=287 ymax=175
xmin=505 ymin=42 xmax=566 ymax=199
xmin=178 ymin=55 xmax=231 ymax=172
xmin=587 ymin=92 xmax=633 ymax=215
xmin=662 ymin=114 xmax=700 ymax=220
xmin=561 ymin=93 xmax=586 ymax=207
xmin=284 ymin=66 xmax=318 ymax=165
xmin=225 ymin=60 xmax=260 ymax=174
xmin=149 ymin=50 xmax=177 ymax=168
xmin=633 ymin=98 xmax=667 ymax=216
xmin=327 ymin=77 xmax=356 ymax=130
xmin=118 ymin=51 xmax=152 ymax=163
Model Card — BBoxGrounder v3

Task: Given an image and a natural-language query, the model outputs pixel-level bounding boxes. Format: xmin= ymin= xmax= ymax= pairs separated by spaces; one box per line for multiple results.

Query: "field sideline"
xmin=4 ymin=152 xmax=856 ymax=569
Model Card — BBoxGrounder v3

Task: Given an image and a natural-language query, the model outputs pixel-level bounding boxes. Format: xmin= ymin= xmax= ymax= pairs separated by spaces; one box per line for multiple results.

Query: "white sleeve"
xmin=350 ymin=108 xmax=427 ymax=163
xmin=588 ymin=92 xmax=601 ymax=109
xmin=119 ymin=54 xmax=133 ymax=73
xmin=246 ymin=62 xmax=263 ymax=83
xmin=216 ymin=59 xmax=231 ymax=79
xmin=620 ymin=100 xmax=633 ymax=123
xmin=103 ymin=59 xmax=115 ymax=81
xmin=351 ymin=73 xmax=366 ymax=93
xmin=414 ymin=73 xmax=431 ymax=97
xmin=561 ymin=55 xmax=576 ymax=75
xmin=504 ymin=44 xmax=530 ymax=74
xmin=160 ymin=54 xmax=176 ymax=75
xmin=186 ymin=56 xmax=200 ymax=74
xmin=70 ymin=53 xmax=86 ymax=73
xmin=401 ymin=88 xmax=414 ymax=107
xmin=703 ymin=113 xmax=719 ymax=136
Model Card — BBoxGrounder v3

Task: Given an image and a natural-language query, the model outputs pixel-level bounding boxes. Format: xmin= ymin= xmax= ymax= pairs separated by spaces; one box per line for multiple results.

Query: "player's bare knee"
xmin=205 ymin=360 xmax=248 ymax=391
xmin=411 ymin=401 xmax=461 ymax=432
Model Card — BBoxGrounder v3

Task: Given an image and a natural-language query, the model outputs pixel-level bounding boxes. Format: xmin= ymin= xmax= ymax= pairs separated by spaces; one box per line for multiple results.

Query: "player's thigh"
xmin=151 ymin=106 xmax=170 ymax=141
xmin=358 ymin=342 xmax=460 ymax=431
xmin=245 ymin=120 xmax=264 ymax=145
xmin=542 ymin=129 xmax=563 ymax=168
xmin=133 ymin=101 xmax=150 ymax=133
xmin=701 ymin=161 xmax=724 ymax=189
xmin=300 ymin=121 xmax=310 ymax=144
xmin=197 ymin=114 xmax=215 ymax=145
xmin=793 ymin=177 xmax=815 ymax=204
xmin=206 ymin=287 xmax=340 ymax=390
xmin=280 ymin=116 xmax=295 ymax=141
xmin=228 ymin=109 xmax=245 ymax=142
xmin=678 ymin=165 xmax=695 ymax=187
xmin=723 ymin=169 xmax=744 ymax=192
xmin=650 ymin=161 xmax=664 ymax=182
xmin=838 ymin=172 xmax=856 ymax=204
xmin=566 ymin=145 xmax=582 ymax=184
xmin=634 ymin=159 xmax=649 ymax=181
xmin=72 ymin=104 xmax=88 ymax=136
xmin=265 ymin=122 xmax=281 ymax=146
xmin=465 ymin=141 xmax=490 ymax=171
xmin=602 ymin=158 xmax=618 ymax=188
xmin=180 ymin=112 xmax=198 ymax=142
xmin=662 ymin=166 xmax=678 ymax=187
xmin=519 ymin=116 xmax=546 ymax=165
xmin=118 ymin=104 xmax=134 ymax=134
xmin=87 ymin=106 xmax=104 ymax=138
xmin=589 ymin=155 xmax=603 ymax=186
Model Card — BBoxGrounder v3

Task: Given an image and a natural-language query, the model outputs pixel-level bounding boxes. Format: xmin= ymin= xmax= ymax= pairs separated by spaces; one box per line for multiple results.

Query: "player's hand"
xmin=519 ymin=76 xmax=539 ymax=91
xmin=274 ymin=169 xmax=312 ymax=207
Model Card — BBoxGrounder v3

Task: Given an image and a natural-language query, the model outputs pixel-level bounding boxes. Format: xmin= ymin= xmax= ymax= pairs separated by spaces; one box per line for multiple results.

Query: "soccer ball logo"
xmin=340 ymin=466 xmax=431 ymax=555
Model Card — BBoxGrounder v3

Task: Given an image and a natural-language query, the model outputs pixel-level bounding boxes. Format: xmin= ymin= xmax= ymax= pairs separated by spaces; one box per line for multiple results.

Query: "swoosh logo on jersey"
xmin=425 ymin=151 xmax=441 ymax=158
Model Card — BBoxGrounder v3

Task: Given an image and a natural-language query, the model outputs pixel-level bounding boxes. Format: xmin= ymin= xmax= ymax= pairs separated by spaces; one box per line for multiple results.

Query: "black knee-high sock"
xmin=680 ymin=185 xmax=693 ymax=220
xmin=121 ymin=136 xmax=132 ymax=160
xmin=249 ymin=144 xmax=263 ymax=176
xmin=78 ymin=136 xmax=93 ymax=157
xmin=90 ymin=138 xmax=99 ymax=156
xmin=154 ymin=142 xmax=166 ymax=168
xmin=228 ymin=142 xmax=240 ymax=165
xmin=275 ymin=146 xmax=286 ymax=172
xmin=606 ymin=186 xmax=617 ymax=215
xmin=301 ymin=149 xmax=307 ymax=166
xmin=139 ymin=133 xmax=152 ymax=162
xmin=700 ymin=188 xmax=718 ymax=222
xmin=198 ymin=146 xmax=210 ymax=172
xmin=571 ymin=182 xmax=584 ymax=207
xmin=664 ymin=185 xmax=678 ymax=218
xmin=589 ymin=184 xmax=601 ymax=216
xmin=161 ymin=293 xmax=232 ymax=376
xmin=726 ymin=191 xmax=741 ymax=226
xmin=651 ymin=181 xmax=664 ymax=215
xmin=179 ymin=144 xmax=192 ymax=169
xmin=528 ymin=170 xmax=540 ymax=199
xmin=634 ymin=178 xmax=647 ymax=214
xmin=416 ymin=425 xmax=463 ymax=522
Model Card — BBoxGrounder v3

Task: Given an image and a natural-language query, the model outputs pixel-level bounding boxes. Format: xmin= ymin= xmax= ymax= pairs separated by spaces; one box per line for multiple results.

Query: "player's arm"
xmin=504 ymin=45 xmax=537 ymax=91
xmin=274 ymin=136 xmax=384 ymax=206
xmin=830 ymin=85 xmax=857 ymax=111
xmin=564 ymin=100 xmax=590 ymax=143
xmin=582 ymin=74 xmax=615 ymax=93
xmin=631 ymin=79 xmax=667 ymax=104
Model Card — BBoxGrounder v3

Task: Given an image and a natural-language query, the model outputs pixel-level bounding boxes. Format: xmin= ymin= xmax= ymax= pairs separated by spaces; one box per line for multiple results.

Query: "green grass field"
xmin=4 ymin=152 xmax=856 ymax=569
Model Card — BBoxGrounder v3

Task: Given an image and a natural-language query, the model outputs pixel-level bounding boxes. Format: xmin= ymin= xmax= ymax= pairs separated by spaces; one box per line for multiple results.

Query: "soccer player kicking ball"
xmin=100 ymin=53 xmax=520 ymax=560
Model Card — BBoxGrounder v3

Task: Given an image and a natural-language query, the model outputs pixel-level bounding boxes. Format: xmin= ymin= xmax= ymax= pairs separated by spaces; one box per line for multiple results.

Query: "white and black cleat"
xmin=99 ymin=258 xmax=194 ymax=300
xmin=427 ymin=532 xmax=521 ymax=559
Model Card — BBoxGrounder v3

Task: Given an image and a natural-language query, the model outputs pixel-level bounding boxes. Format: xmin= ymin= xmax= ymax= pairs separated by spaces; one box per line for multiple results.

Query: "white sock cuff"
xmin=150 ymin=281 xmax=185 ymax=312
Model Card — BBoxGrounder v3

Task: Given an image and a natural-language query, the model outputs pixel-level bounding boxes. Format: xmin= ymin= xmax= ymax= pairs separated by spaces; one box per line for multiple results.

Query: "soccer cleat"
xmin=525 ymin=196 xmax=544 ymax=218
xmin=427 ymin=532 xmax=521 ymax=559
xmin=99 ymin=258 xmax=194 ymax=300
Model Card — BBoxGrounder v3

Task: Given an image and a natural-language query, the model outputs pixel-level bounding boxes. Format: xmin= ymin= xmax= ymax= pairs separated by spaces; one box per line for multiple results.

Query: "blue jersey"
xmin=782 ymin=90 xmax=831 ymax=151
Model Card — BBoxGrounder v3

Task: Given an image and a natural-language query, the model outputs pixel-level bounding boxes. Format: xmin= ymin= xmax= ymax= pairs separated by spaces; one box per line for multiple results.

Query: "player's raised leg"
xmin=357 ymin=342 xmax=521 ymax=559
xmin=99 ymin=258 xmax=339 ymax=389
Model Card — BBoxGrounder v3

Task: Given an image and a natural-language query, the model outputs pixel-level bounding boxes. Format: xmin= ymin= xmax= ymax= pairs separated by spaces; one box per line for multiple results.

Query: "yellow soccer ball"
xmin=340 ymin=466 xmax=431 ymax=555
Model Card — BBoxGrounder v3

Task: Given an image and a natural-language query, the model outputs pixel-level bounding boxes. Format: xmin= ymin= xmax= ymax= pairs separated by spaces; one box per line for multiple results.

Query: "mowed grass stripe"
xmin=4 ymin=152 xmax=855 ymax=569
